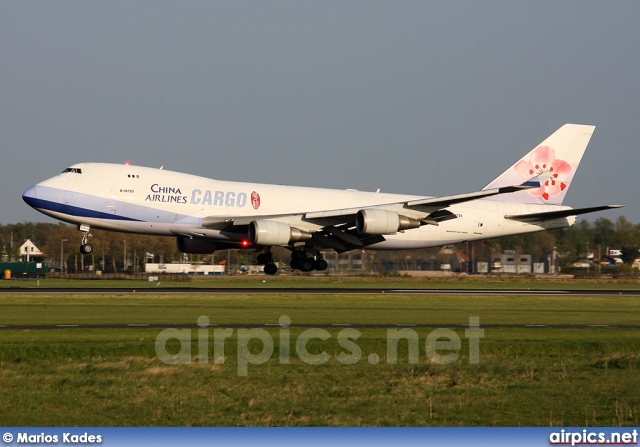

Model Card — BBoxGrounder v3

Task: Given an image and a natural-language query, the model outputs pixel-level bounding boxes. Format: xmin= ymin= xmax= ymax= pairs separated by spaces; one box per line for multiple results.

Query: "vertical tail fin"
xmin=482 ymin=124 xmax=595 ymax=205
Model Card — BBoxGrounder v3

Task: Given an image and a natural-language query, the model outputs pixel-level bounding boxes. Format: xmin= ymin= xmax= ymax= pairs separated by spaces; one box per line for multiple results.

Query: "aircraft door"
xmin=474 ymin=219 xmax=484 ymax=235
xmin=58 ymin=176 xmax=74 ymax=215
xmin=106 ymin=189 xmax=119 ymax=215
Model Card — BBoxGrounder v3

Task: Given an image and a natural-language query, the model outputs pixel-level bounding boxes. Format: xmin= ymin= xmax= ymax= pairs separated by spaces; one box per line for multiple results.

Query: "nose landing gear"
xmin=78 ymin=224 xmax=93 ymax=255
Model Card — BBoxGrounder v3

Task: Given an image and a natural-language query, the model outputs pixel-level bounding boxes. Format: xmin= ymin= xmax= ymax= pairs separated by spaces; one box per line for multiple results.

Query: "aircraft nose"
xmin=22 ymin=186 xmax=38 ymax=206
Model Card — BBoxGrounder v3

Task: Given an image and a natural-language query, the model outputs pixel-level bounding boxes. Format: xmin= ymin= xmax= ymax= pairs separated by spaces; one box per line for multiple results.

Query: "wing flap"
xmin=310 ymin=227 xmax=386 ymax=252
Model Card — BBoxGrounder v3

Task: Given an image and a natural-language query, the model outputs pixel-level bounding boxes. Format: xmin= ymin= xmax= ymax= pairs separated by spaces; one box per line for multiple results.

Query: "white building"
xmin=145 ymin=263 xmax=225 ymax=275
xmin=500 ymin=253 xmax=532 ymax=274
xmin=19 ymin=239 xmax=44 ymax=263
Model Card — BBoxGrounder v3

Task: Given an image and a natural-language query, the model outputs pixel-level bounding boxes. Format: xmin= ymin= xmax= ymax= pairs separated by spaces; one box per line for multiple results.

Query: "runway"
xmin=1 ymin=322 xmax=638 ymax=331
xmin=1 ymin=287 xmax=639 ymax=296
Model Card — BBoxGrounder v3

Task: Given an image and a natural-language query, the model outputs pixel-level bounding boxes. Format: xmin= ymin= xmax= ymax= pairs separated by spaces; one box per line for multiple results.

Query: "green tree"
xmin=612 ymin=216 xmax=639 ymax=249
xmin=555 ymin=219 xmax=593 ymax=264
xmin=620 ymin=245 xmax=639 ymax=265
xmin=593 ymin=217 xmax=615 ymax=246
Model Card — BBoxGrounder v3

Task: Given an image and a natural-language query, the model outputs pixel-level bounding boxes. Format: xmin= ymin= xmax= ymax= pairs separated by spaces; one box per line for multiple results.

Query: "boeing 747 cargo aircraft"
xmin=22 ymin=124 xmax=621 ymax=274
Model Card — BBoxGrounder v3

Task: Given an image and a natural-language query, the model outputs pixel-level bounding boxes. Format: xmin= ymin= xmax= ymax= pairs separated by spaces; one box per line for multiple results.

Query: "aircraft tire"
xmin=264 ymin=263 xmax=278 ymax=275
xmin=80 ymin=244 xmax=93 ymax=255
xmin=315 ymin=259 xmax=328 ymax=271
xmin=300 ymin=258 xmax=315 ymax=272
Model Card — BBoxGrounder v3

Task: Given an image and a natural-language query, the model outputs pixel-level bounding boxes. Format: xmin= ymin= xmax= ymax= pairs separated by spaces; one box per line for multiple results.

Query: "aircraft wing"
xmin=199 ymin=183 xmax=537 ymax=251
xmin=297 ymin=185 xmax=534 ymax=252
xmin=304 ymin=184 xmax=536 ymax=220
xmin=201 ymin=184 xmax=535 ymax=230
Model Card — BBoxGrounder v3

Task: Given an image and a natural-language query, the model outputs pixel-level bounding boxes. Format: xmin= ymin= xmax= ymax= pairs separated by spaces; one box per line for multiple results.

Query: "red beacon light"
xmin=241 ymin=240 xmax=250 ymax=248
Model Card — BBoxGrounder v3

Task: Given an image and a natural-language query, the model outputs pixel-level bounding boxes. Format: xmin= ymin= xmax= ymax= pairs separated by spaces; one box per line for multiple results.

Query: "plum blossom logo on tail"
xmin=251 ymin=191 xmax=261 ymax=210
xmin=514 ymin=146 xmax=571 ymax=201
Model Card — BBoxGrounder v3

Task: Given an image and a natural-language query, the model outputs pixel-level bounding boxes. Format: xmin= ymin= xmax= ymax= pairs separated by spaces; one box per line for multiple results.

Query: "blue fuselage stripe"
xmin=23 ymin=196 xmax=141 ymax=222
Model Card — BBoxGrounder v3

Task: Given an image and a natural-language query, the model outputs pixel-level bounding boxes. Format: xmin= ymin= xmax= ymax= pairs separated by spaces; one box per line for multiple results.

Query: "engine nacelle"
xmin=176 ymin=236 xmax=218 ymax=254
xmin=356 ymin=209 xmax=421 ymax=235
xmin=249 ymin=220 xmax=312 ymax=246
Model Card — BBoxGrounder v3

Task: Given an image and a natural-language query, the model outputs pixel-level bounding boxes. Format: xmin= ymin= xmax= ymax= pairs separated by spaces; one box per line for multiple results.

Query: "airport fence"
xmin=47 ymin=272 xmax=193 ymax=281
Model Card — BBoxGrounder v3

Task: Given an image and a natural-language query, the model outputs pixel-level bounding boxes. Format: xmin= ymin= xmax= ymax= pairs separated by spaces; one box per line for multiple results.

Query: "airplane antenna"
xmin=160 ymin=166 xmax=164 ymax=170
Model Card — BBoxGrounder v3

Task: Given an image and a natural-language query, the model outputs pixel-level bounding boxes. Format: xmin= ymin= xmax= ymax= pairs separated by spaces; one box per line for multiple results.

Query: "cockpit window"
xmin=62 ymin=168 xmax=82 ymax=174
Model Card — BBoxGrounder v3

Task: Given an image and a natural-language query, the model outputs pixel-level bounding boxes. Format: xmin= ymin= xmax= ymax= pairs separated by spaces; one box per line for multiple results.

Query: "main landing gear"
xmin=256 ymin=248 xmax=278 ymax=275
xmin=78 ymin=224 xmax=93 ymax=255
xmin=256 ymin=247 xmax=329 ymax=275
xmin=289 ymin=249 xmax=328 ymax=272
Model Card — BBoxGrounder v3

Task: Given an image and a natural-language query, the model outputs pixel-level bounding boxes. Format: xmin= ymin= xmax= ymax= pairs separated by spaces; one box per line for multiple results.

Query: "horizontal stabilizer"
xmin=505 ymin=205 xmax=624 ymax=223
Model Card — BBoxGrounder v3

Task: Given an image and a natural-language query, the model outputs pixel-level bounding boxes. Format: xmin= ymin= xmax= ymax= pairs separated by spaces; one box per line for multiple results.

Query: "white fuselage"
xmin=23 ymin=163 xmax=573 ymax=250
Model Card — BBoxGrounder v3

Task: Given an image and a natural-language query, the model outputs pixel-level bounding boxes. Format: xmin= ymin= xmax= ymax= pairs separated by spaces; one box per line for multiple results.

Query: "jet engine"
xmin=249 ymin=220 xmax=312 ymax=246
xmin=356 ymin=209 xmax=421 ymax=235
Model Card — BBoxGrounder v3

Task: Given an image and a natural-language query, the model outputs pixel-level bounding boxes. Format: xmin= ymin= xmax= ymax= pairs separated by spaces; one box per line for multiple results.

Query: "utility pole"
xmin=60 ymin=239 xmax=67 ymax=275
xmin=471 ymin=243 xmax=475 ymax=274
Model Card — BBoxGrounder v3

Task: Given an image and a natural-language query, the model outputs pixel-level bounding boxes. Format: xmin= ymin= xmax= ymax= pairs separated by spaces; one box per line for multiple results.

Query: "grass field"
xmin=2 ymin=274 xmax=640 ymax=290
xmin=1 ymin=284 xmax=639 ymax=426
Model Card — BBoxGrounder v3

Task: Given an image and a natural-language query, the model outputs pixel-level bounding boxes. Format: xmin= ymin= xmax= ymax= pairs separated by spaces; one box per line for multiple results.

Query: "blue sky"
xmin=2 ymin=1 xmax=638 ymax=224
